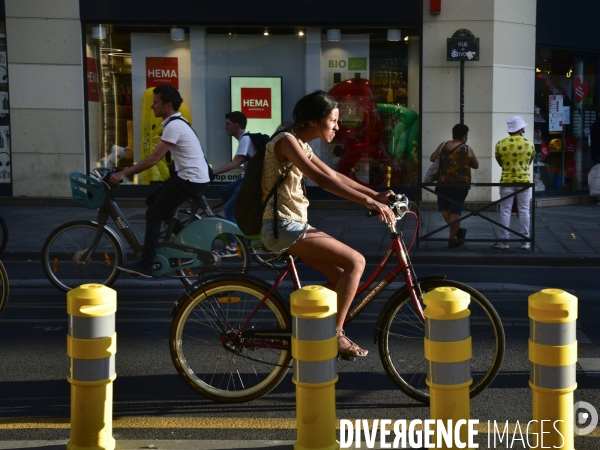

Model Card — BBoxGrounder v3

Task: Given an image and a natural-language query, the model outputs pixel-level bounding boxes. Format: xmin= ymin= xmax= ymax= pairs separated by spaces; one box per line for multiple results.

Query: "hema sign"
xmin=231 ymin=77 xmax=282 ymax=158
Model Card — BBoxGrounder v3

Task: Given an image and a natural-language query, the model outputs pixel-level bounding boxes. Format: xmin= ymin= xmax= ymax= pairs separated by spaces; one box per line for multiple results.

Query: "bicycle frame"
xmin=80 ymin=192 xmax=144 ymax=261
xmin=79 ymin=174 xmax=240 ymax=276
xmin=232 ymin=215 xmax=425 ymax=347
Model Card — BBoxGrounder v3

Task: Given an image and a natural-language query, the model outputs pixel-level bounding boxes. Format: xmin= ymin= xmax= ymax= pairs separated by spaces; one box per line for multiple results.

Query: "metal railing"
xmin=419 ymin=182 xmax=535 ymax=248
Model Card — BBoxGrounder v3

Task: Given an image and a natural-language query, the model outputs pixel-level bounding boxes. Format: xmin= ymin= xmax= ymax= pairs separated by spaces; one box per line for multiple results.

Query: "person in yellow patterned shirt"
xmin=494 ymin=116 xmax=535 ymax=250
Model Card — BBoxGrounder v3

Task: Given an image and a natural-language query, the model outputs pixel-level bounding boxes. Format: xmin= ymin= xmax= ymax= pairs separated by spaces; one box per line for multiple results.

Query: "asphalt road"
xmin=0 ymin=263 xmax=599 ymax=448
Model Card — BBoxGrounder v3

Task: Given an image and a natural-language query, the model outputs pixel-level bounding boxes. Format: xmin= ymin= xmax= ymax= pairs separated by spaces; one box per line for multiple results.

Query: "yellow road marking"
xmin=0 ymin=418 xmax=598 ymax=436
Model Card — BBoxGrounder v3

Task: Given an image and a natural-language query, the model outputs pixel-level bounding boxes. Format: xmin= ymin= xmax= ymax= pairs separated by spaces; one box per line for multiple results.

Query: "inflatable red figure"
xmin=328 ymin=77 xmax=392 ymax=186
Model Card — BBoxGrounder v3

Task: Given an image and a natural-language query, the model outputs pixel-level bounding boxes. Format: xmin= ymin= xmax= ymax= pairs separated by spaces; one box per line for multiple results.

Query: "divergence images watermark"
xmin=339 ymin=403 xmax=597 ymax=449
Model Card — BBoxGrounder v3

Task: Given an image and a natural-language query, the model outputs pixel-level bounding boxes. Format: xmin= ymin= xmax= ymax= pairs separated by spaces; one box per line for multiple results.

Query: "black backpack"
xmin=234 ymin=131 xmax=290 ymax=237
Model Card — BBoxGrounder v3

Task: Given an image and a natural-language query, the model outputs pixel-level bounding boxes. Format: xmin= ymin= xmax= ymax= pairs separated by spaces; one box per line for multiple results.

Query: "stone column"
xmin=421 ymin=0 xmax=537 ymax=202
xmin=5 ymin=0 xmax=83 ymax=197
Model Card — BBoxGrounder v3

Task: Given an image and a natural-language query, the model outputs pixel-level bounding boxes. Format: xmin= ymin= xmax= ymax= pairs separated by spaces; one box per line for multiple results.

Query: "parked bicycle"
xmin=0 ymin=213 xmax=9 ymax=317
xmin=168 ymin=194 xmax=505 ymax=404
xmin=0 ymin=213 xmax=7 ymax=256
xmin=42 ymin=168 xmax=250 ymax=292
xmin=0 ymin=260 xmax=8 ymax=317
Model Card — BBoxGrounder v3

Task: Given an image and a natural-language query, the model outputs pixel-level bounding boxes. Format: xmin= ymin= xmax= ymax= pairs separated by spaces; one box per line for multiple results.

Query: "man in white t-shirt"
xmin=110 ymin=85 xmax=210 ymax=277
xmin=212 ymin=111 xmax=256 ymax=256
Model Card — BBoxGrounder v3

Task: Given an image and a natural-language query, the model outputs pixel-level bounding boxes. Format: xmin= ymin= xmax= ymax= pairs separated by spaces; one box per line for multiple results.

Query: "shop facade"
xmin=3 ymin=0 xmax=594 ymax=202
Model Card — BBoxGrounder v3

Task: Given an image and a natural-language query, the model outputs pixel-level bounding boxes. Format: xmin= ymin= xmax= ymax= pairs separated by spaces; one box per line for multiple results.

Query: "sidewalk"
xmin=1 ymin=200 xmax=599 ymax=266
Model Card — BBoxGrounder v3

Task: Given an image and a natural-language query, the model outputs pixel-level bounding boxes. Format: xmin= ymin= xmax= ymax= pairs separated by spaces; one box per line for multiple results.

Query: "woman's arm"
xmin=276 ymin=136 xmax=396 ymax=222
xmin=430 ymin=142 xmax=444 ymax=162
xmin=468 ymin=146 xmax=479 ymax=169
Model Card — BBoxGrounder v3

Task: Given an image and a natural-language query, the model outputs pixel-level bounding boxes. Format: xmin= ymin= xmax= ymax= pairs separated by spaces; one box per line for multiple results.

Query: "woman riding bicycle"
xmin=260 ymin=90 xmax=396 ymax=358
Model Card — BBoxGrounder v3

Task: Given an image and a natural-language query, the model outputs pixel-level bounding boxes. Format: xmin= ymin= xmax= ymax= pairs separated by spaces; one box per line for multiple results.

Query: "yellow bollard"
xmin=67 ymin=284 xmax=117 ymax=450
xmin=529 ymin=288 xmax=577 ymax=450
xmin=291 ymin=285 xmax=339 ymax=450
xmin=424 ymin=287 xmax=472 ymax=449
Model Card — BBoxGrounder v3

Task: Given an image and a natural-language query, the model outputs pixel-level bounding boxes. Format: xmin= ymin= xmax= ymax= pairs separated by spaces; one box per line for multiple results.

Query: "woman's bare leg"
xmin=286 ymin=228 xmax=364 ymax=331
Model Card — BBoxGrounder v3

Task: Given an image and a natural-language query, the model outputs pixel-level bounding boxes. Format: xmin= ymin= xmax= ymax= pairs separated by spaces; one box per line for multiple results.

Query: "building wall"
xmin=421 ymin=0 xmax=537 ymax=202
xmin=5 ymin=0 xmax=84 ymax=197
xmin=1 ymin=0 xmax=540 ymax=200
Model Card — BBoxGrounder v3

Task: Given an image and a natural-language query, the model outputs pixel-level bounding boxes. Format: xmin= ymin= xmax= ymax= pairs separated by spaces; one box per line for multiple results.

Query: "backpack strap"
xmin=263 ymin=164 xmax=292 ymax=240
xmin=164 ymin=116 xmax=214 ymax=181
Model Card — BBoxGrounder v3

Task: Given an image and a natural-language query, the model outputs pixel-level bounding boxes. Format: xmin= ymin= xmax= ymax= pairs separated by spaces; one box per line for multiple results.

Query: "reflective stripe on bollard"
xmin=529 ymin=288 xmax=578 ymax=450
xmin=67 ymin=284 xmax=117 ymax=450
xmin=424 ymin=286 xmax=473 ymax=449
xmin=291 ymin=285 xmax=339 ymax=450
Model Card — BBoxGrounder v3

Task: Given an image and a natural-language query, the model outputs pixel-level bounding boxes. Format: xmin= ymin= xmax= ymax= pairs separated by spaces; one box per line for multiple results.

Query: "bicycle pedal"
xmin=338 ymin=353 xmax=357 ymax=362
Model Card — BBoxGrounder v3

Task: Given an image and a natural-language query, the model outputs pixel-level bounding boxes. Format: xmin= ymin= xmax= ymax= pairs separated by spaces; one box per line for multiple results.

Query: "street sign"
xmin=447 ymin=37 xmax=479 ymax=61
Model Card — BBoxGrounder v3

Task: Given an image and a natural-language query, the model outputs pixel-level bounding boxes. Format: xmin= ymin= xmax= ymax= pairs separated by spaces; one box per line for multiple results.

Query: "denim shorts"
xmin=260 ymin=219 xmax=311 ymax=253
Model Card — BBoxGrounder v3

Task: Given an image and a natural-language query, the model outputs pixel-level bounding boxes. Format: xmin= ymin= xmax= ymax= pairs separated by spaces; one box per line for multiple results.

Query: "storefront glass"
xmin=534 ymin=46 xmax=597 ymax=194
xmin=84 ymin=25 xmax=420 ymax=189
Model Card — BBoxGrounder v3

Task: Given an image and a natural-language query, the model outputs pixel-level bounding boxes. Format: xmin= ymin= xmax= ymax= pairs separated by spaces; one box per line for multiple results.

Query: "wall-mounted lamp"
xmin=92 ymin=26 xmax=106 ymax=40
xmin=327 ymin=29 xmax=341 ymax=42
xmin=404 ymin=35 xmax=410 ymax=42
xmin=263 ymin=29 xmax=269 ymax=36
xmin=387 ymin=29 xmax=401 ymax=41
xmin=298 ymin=30 xmax=305 ymax=37
xmin=170 ymin=27 xmax=185 ymax=41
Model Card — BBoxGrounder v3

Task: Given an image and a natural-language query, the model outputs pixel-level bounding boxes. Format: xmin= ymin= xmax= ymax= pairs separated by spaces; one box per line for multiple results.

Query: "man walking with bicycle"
xmin=111 ymin=85 xmax=211 ymax=277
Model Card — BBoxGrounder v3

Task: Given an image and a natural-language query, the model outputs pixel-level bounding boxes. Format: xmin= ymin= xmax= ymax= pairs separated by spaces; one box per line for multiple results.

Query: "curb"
xmin=3 ymin=251 xmax=600 ymax=267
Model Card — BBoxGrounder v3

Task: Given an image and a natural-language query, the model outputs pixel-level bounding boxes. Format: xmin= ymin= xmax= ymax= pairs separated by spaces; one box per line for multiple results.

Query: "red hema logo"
xmin=241 ymin=88 xmax=271 ymax=119
xmin=146 ymin=57 xmax=179 ymax=89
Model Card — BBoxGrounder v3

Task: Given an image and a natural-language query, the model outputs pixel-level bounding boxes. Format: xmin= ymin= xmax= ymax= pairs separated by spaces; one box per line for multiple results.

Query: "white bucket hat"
xmin=507 ymin=115 xmax=528 ymax=133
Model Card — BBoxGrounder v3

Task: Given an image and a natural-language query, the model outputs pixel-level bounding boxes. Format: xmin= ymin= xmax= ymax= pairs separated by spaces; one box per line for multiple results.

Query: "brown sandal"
xmin=337 ymin=330 xmax=368 ymax=357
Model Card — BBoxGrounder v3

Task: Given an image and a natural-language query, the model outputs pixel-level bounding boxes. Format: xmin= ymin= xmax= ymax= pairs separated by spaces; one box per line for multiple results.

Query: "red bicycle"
xmin=169 ymin=194 xmax=505 ymax=403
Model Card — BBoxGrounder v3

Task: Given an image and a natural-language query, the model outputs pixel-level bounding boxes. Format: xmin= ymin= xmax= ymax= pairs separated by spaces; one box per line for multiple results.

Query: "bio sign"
xmin=447 ymin=37 xmax=479 ymax=61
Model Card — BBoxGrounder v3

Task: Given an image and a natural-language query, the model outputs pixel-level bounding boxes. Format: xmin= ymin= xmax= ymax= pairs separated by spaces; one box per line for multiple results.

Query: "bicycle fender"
xmin=174 ymin=217 xmax=244 ymax=249
xmin=170 ymin=273 xmax=289 ymax=317
xmin=372 ymin=274 xmax=446 ymax=344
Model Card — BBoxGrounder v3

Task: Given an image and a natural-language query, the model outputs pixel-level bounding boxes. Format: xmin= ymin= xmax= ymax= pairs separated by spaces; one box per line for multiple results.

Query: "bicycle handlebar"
xmin=365 ymin=194 xmax=408 ymax=219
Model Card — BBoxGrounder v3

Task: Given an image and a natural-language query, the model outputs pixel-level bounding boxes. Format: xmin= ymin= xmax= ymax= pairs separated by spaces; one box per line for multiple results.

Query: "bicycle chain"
xmin=224 ymin=343 xmax=293 ymax=369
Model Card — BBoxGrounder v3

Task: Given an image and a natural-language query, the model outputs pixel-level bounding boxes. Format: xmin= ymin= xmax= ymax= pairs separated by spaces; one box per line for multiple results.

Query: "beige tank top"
xmin=261 ymin=131 xmax=313 ymax=223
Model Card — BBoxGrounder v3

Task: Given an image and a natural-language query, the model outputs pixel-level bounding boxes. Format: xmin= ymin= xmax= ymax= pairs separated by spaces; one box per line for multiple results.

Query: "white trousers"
xmin=498 ymin=186 xmax=531 ymax=241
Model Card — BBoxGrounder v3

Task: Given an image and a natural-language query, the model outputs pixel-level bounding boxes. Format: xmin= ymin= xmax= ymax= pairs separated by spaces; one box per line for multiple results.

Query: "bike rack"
xmin=418 ymin=182 xmax=535 ymax=248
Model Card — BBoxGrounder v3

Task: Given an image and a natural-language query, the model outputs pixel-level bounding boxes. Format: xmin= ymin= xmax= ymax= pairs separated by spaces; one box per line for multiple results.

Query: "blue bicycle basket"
xmin=69 ymin=172 xmax=106 ymax=209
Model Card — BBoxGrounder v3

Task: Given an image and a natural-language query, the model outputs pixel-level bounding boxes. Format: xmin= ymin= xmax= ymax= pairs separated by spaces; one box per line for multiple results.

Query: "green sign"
xmin=348 ymin=58 xmax=367 ymax=71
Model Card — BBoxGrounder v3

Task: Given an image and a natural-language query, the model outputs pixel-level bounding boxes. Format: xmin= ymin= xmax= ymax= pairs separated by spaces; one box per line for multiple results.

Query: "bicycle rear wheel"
xmin=42 ymin=221 xmax=123 ymax=293
xmin=0 ymin=261 xmax=8 ymax=317
xmin=176 ymin=234 xmax=250 ymax=286
xmin=378 ymin=279 xmax=505 ymax=404
xmin=169 ymin=276 xmax=292 ymax=403
xmin=0 ymin=215 xmax=7 ymax=255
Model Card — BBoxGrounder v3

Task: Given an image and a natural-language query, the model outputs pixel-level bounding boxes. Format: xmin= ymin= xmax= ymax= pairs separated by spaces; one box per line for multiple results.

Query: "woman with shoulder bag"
xmin=430 ymin=123 xmax=479 ymax=248
xmin=260 ymin=91 xmax=396 ymax=358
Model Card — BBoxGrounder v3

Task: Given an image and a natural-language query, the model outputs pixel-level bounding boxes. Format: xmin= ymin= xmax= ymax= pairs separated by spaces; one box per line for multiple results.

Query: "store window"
xmin=84 ymin=25 xmax=420 ymax=189
xmin=534 ymin=47 xmax=597 ymax=194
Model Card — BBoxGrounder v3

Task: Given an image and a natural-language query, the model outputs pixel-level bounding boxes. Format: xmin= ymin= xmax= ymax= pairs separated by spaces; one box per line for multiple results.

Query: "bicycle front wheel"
xmin=170 ymin=277 xmax=292 ymax=403
xmin=0 ymin=260 xmax=8 ymax=317
xmin=177 ymin=234 xmax=250 ymax=287
xmin=378 ymin=279 xmax=505 ymax=404
xmin=42 ymin=221 xmax=124 ymax=293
